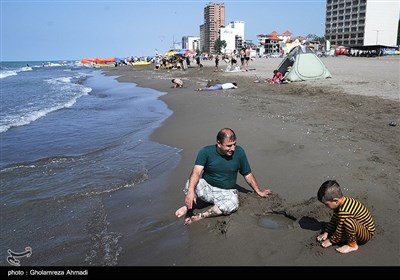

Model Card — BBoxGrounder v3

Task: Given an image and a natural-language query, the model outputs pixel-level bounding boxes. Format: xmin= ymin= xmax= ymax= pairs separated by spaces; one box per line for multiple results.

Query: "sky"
xmin=1 ymin=0 xmax=328 ymax=61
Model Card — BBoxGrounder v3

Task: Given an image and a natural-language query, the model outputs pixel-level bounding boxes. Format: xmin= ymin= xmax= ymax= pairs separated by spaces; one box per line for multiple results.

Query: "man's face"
xmin=217 ymin=139 xmax=236 ymax=156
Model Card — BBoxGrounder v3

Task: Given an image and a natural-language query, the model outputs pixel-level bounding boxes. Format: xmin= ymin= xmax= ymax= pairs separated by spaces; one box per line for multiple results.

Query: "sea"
xmin=0 ymin=61 xmax=182 ymax=266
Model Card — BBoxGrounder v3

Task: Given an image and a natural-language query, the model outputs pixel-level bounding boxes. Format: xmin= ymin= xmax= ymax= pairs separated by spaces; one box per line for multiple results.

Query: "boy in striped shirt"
xmin=317 ymin=180 xmax=376 ymax=253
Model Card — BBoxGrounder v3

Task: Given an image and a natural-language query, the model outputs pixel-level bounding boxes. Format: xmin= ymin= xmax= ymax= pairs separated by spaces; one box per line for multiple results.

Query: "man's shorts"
xmin=184 ymin=179 xmax=239 ymax=214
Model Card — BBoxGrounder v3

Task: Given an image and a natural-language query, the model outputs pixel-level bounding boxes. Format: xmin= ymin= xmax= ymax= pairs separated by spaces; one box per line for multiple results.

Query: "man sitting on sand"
xmin=175 ymin=128 xmax=272 ymax=225
xmin=197 ymin=82 xmax=237 ymax=91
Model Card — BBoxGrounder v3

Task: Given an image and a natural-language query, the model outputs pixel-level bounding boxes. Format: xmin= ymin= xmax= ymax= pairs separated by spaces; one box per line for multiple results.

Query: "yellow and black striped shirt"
xmin=325 ymin=196 xmax=375 ymax=244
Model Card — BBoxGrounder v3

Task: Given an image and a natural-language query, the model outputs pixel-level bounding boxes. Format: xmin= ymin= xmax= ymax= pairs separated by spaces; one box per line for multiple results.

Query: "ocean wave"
xmin=0 ymin=92 xmax=89 ymax=133
xmin=1 ymin=76 xmax=92 ymax=133
xmin=0 ymin=66 xmax=32 ymax=79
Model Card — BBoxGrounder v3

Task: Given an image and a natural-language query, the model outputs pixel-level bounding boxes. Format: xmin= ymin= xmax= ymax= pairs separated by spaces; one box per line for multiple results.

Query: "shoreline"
xmin=103 ymin=56 xmax=399 ymax=265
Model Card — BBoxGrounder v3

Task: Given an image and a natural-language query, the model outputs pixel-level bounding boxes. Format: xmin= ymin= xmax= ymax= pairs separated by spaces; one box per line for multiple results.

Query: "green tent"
xmin=278 ymin=46 xmax=332 ymax=82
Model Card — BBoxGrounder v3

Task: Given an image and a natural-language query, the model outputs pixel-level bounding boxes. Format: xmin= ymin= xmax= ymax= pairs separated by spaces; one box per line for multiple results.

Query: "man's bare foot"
xmin=175 ymin=206 xmax=187 ymax=218
xmin=184 ymin=213 xmax=205 ymax=225
xmin=336 ymin=244 xmax=358 ymax=253
xmin=184 ymin=216 xmax=192 ymax=225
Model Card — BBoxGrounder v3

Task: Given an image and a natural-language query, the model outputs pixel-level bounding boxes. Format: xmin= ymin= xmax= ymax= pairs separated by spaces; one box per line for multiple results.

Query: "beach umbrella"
xmin=184 ymin=50 xmax=196 ymax=57
xmin=164 ymin=50 xmax=180 ymax=57
xmin=178 ymin=49 xmax=188 ymax=56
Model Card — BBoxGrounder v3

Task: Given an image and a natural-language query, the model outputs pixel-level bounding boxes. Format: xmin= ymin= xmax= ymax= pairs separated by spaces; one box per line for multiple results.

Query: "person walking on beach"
xmin=215 ymin=54 xmax=220 ymax=68
xmin=175 ymin=128 xmax=272 ymax=225
xmin=316 ymin=180 xmax=376 ymax=254
xmin=230 ymin=50 xmax=238 ymax=67
xmin=244 ymin=46 xmax=251 ymax=71
xmin=240 ymin=48 xmax=245 ymax=67
xmin=195 ymin=55 xmax=202 ymax=68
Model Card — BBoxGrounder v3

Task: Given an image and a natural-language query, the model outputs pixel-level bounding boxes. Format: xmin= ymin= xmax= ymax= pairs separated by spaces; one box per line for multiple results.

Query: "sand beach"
xmin=102 ymin=55 xmax=399 ymax=266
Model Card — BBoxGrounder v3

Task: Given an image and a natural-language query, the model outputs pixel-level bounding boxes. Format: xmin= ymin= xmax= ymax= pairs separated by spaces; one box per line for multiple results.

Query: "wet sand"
xmin=103 ymin=55 xmax=399 ymax=266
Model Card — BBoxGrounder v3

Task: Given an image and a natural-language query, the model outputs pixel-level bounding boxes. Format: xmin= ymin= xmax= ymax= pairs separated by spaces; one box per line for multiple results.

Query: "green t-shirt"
xmin=195 ymin=144 xmax=252 ymax=189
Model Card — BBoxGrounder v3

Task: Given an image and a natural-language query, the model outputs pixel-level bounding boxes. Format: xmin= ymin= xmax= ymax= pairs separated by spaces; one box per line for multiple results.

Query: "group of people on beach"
xmin=224 ymin=46 xmax=252 ymax=71
xmin=171 ymin=66 xmax=285 ymax=90
xmin=175 ymin=127 xmax=376 ymax=254
xmin=169 ymin=59 xmax=375 ymax=255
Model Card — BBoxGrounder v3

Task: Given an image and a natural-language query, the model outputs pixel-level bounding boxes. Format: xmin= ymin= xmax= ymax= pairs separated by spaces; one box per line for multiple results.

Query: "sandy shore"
xmin=103 ymin=55 xmax=399 ymax=266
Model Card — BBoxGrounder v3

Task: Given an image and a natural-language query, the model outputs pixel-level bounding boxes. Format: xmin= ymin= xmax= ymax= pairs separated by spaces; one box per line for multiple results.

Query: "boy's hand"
xmin=317 ymin=232 xmax=328 ymax=242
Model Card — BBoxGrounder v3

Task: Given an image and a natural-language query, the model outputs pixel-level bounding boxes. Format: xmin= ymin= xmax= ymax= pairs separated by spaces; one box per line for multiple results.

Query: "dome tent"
xmin=278 ymin=46 xmax=332 ymax=82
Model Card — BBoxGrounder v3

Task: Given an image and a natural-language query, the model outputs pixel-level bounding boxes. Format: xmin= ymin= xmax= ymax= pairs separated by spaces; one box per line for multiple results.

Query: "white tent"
xmin=278 ymin=46 xmax=332 ymax=82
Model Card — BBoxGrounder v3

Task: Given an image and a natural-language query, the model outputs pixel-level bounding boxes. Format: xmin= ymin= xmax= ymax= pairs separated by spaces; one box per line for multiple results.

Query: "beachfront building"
xmin=200 ymin=2 xmax=225 ymax=53
xmin=182 ymin=36 xmax=201 ymax=53
xmin=219 ymin=20 xmax=245 ymax=54
xmin=257 ymin=30 xmax=294 ymax=56
xmin=325 ymin=0 xmax=399 ymax=48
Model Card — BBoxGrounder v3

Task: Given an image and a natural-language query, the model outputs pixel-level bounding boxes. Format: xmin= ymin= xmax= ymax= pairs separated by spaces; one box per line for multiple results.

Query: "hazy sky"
xmin=1 ymin=0 xmax=327 ymax=61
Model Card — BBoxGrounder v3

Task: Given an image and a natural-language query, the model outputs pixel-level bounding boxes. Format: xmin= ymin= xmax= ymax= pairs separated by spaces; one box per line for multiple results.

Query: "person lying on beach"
xmin=175 ymin=128 xmax=272 ymax=225
xmin=254 ymin=70 xmax=283 ymax=84
xmin=196 ymin=82 xmax=237 ymax=91
xmin=171 ymin=78 xmax=183 ymax=88
xmin=316 ymin=180 xmax=376 ymax=254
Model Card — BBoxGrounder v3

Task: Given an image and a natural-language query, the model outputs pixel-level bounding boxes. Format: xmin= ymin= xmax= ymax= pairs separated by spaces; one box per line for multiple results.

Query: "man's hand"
xmin=257 ymin=189 xmax=272 ymax=197
xmin=185 ymin=190 xmax=197 ymax=210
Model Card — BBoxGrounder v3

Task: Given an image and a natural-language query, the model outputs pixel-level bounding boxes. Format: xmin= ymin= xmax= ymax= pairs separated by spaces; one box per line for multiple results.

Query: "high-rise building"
xmin=219 ymin=21 xmax=245 ymax=53
xmin=200 ymin=2 xmax=225 ymax=53
xmin=182 ymin=36 xmax=201 ymax=52
xmin=324 ymin=0 xmax=399 ymax=47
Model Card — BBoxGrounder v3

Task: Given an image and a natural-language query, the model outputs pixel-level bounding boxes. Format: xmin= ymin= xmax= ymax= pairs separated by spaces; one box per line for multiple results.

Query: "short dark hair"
xmin=217 ymin=128 xmax=236 ymax=143
xmin=232 ymin=82 xmax=237 ymax=87
xmin=317 ymin=180 xmax=343 ymax=203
